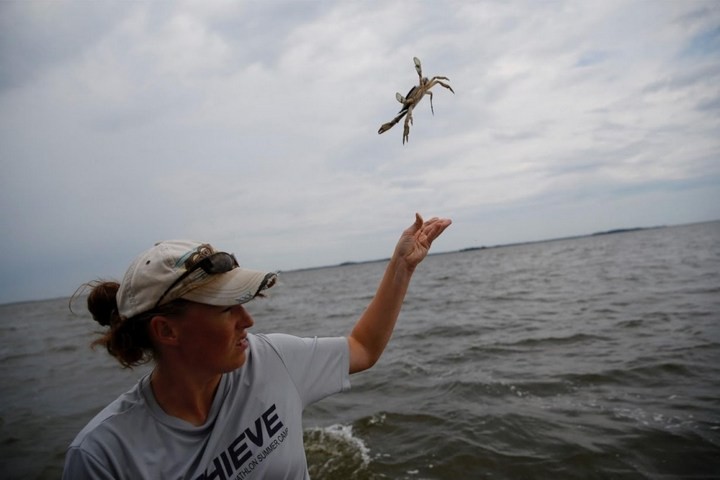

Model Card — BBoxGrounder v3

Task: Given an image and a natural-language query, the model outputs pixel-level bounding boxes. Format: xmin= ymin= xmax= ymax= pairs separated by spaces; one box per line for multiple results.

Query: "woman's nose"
xmin=234 ymin=305 xmax=254 ymax=328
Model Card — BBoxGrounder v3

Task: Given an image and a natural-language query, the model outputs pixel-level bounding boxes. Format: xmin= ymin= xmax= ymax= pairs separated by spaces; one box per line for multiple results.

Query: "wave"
xmin=558 ymin=361 xmax=699 ymax=388
xmin=514 ymin=333 xmax=610 ymax=347
xmin=304 ymin=424 xmax=372 ymax=479
xmin=481 ymin=333 xmax=610 ymax=350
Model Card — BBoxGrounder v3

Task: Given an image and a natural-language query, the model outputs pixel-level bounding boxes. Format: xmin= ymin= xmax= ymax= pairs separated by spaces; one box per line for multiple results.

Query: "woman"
xmin=63 ymin=213 xmax=451 ymax=479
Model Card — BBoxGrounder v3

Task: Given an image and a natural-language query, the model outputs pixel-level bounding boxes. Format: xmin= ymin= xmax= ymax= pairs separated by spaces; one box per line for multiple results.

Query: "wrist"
xmin=389 ymin=255 xmax=416 ymax=279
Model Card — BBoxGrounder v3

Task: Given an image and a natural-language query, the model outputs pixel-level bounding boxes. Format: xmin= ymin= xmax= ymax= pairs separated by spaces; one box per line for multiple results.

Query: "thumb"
xmin=412 ymin=212 xmax=423 ymax=231
xmin=401 ymin=213 xmax=424 ymax=240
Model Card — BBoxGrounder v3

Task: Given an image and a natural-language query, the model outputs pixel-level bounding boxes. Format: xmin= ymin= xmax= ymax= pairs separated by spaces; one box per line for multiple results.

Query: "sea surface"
xmin=1 ymin=221 xmax=719 ymax=479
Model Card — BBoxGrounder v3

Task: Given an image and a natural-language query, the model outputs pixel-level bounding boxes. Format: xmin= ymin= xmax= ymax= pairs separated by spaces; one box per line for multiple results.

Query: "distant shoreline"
xmin=289 ymin=225 xmax=674 ymax=273
xmin=291 ymin=220 xmax=720 ymax=273
xmin=457 ymin=225 xmax=667 ymax=253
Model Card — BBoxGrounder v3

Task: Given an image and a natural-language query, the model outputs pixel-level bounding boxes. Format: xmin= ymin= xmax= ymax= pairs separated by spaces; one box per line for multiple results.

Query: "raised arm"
xmin=348 ymin=213 xmax=452 ymax=373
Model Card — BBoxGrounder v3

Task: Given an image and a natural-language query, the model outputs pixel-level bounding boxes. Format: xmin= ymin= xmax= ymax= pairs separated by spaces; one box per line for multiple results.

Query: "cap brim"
xmin=181 ymin=268 xmax=277 ymax=306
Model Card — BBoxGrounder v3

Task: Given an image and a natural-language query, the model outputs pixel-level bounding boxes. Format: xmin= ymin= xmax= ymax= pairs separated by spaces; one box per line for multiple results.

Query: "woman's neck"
xmin=149 ymin=363 xmax=222 ymax=426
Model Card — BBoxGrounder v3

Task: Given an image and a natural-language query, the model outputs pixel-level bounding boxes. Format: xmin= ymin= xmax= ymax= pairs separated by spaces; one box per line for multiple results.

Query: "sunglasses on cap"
xmin=155 ymin=252 xmax=239 ymax=307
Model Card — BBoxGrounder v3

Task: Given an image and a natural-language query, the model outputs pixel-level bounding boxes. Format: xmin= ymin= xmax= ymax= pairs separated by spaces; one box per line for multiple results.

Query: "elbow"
xmin=348 ymin=336 xmax=382 ymax=374
xmin=350 ymin=355 xmax=379 ymax=374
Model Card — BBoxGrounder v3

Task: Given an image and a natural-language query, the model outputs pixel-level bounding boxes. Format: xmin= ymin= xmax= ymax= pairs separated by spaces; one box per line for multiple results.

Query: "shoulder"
xmin=247 ymin=332 xmax=308 ymax=358
xmin=68 ymin=377 xmax=149 ymax=452
xmin=247 ymin=333 xmax=349 ymax=387
xmin=64 ymin=378 xmax=153 ymax=478
xmin=250 ymin=333 xmax=348 ymax=359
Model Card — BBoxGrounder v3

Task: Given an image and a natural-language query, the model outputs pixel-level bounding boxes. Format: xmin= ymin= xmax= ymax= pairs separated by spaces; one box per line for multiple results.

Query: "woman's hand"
xmin=394 ymin=213 xmax=453 ymax=270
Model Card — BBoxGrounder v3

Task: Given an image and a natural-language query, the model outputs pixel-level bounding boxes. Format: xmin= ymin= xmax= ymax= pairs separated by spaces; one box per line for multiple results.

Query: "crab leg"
xmin=402 ymin=105 xmax=415 ymax=144
xmin=378 ymin=109 xmax=409 ymax=134
xmin=427 ymin=78 xmax=455 ymax=94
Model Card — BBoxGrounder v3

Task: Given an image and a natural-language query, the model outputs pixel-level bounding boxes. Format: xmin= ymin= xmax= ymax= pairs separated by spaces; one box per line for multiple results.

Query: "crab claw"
xmin=413 ymin=57 xmax=422 ymax=75
xmin=378 ymin=122 xmax=394 ymax=134
xmin=395 ymin=92 xmax=405 ymax=103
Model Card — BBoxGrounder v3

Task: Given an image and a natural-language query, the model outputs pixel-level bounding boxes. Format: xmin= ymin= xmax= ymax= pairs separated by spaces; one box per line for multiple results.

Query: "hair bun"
xmin=86 ymin=281 xmax=121 ymax=327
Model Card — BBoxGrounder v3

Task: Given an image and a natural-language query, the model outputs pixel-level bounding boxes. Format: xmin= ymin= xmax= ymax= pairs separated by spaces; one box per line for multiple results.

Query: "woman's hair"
xmin=74 ymin=281 xmax=189 ymax=368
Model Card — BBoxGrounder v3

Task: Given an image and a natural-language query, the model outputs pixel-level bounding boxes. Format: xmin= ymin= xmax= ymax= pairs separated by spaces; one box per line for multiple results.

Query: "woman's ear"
xmin=149 ymin=316 xmax=180 ymax=346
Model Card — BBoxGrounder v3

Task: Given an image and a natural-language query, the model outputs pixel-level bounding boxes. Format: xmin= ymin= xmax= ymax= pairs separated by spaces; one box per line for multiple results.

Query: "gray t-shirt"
xmin=63 ymin=333 xmax=350 ymax=479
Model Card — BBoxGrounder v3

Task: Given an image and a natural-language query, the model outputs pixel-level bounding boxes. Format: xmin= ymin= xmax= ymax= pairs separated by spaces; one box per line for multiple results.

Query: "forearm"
xmin=348 ymin=255 xmax=414 ymax=373
xmin=347 ymin=214 xmax=451 ymax=374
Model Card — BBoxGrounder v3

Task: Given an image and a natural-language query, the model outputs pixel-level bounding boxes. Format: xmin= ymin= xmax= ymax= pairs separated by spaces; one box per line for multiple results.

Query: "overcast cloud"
xmin=1 ymin=0 xmax=719 ymax=303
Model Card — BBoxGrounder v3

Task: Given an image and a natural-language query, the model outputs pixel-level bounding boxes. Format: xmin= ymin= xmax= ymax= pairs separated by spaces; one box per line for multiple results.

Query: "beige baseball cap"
xmin=116 ymin=240 xmax=277 ymax=319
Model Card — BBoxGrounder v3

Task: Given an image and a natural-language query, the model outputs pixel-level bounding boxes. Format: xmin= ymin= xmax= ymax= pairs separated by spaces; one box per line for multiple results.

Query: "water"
xmin=1 ymin=221 xmax=719 ymax=479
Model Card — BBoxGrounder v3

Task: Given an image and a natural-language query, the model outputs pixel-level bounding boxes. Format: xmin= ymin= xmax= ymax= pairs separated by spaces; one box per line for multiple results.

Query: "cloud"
xmin=0 ymin=0 xmax=719 ymax=303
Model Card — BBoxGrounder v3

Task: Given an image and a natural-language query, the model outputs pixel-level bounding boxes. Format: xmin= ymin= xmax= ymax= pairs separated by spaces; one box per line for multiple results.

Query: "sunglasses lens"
xmin=206 ymin=253 xmax=237 ymax=274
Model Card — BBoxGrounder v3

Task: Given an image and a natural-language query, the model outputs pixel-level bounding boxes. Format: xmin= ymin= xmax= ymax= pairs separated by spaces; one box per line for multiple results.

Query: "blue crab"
xmin=378 ymin=57 xmax=454 ymax=144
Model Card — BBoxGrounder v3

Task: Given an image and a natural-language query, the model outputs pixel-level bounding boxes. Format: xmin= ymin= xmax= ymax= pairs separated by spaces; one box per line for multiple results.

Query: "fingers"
xmin=424 ymin=217 xmax=452 ymax=241
xmin=412 ymin=213 xmax=452 ymax=241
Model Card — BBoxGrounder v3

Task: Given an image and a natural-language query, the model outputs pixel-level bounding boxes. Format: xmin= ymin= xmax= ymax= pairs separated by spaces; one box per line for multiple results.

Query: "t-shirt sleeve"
xmin=262 ymin=334 xmax=350 ymax=407
xmin=62 ymin=446 xmax=116 ymax=480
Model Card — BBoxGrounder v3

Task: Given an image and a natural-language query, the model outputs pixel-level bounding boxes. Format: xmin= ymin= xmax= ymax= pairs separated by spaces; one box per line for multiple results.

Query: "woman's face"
xmin=171 ymin=302 xmax=255 ymax=374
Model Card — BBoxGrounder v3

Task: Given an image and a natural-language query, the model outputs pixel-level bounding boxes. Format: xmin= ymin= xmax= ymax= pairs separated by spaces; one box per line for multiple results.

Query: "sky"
xmin=1 ymin=0 xmax=719 ymax=304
